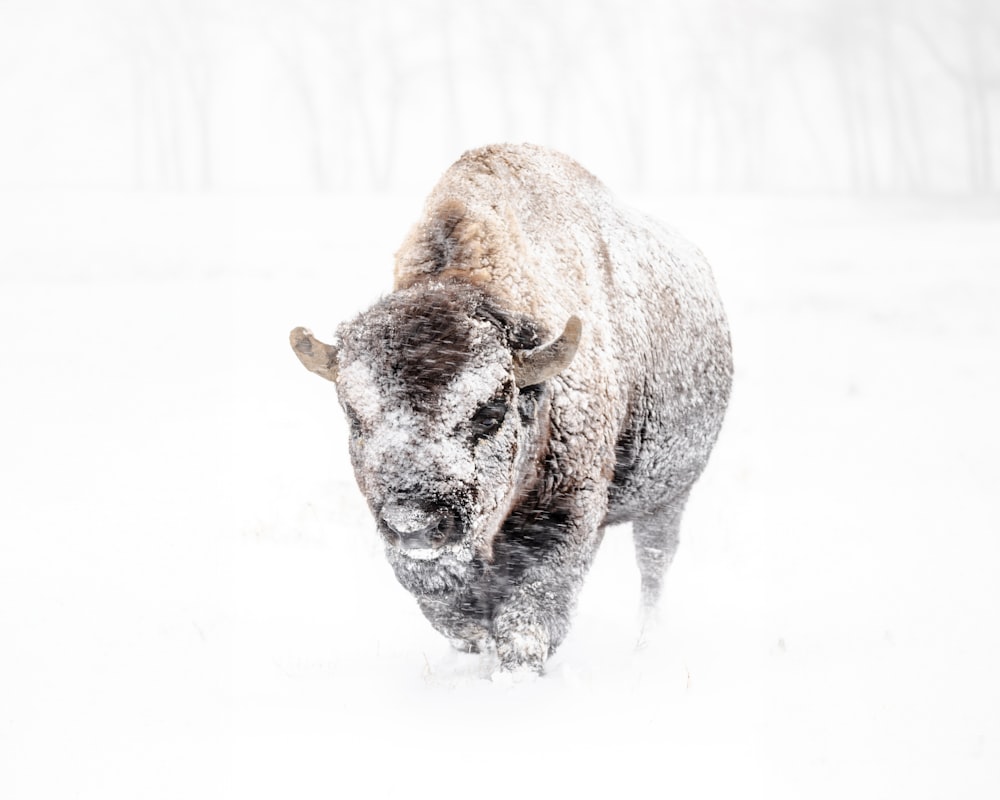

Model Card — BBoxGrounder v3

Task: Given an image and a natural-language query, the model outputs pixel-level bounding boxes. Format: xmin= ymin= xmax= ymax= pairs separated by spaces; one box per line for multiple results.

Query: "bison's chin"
xmin=384 ymin=542 xmax=478 ymax=596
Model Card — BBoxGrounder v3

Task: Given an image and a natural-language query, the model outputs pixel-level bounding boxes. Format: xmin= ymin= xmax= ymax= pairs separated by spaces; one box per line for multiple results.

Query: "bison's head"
xmin=290 ymin=283 xmax=580 ymax=575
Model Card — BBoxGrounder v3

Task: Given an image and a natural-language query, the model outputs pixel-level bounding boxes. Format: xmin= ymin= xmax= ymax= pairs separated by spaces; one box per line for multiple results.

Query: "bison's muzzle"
xmin=379 ymin=499 xmax=463 ymax=557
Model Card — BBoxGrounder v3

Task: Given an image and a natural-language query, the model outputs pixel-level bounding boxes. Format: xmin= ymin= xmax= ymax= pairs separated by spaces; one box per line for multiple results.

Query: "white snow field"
xmin=1 ymin=191 xmax=998 ymax=799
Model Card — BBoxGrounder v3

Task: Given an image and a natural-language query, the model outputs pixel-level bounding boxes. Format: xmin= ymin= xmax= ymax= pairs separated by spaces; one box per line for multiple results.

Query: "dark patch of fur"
xmin=491 ymin=495 xmax=572 ymax=588
xmin=517 ymin=383 xmax=544 ymax=426
xmin=429 ymin=205 xmax=466 ymax=272
xmin=374 ymin=292 xmax=477 ymax=407
xmin=471 ymin=299 xmax=542 ymax=352
xmin=611 ymin=402 xmax=644 ymax=489
xmin=401 ymin=198 xmax=482 ymax=278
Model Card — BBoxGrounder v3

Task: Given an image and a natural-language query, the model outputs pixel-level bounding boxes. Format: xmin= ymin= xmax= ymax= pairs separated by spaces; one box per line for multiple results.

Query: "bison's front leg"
xmin=490 ymin=492 xmax=605 ymax=674
xmin=415 ymin=591 xmax=492 ymax=654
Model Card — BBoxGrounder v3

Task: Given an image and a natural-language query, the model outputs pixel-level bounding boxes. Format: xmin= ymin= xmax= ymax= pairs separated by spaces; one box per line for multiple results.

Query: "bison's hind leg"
xmin=632 ymin=497 xmax=687 ymax=611
xmin=632 ymin=500 xmax=686 ymax=648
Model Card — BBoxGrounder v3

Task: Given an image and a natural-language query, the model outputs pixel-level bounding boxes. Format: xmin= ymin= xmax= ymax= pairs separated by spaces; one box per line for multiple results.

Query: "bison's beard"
xmin=384 ymin=544 xmax=481 ymax=596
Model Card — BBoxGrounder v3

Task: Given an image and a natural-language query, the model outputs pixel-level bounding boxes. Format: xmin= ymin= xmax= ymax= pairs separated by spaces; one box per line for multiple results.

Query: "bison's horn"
xmin=512 ymin=316 xmax=582 ymax=388
xmin=290 ymin=326 xmax=339 ymax=382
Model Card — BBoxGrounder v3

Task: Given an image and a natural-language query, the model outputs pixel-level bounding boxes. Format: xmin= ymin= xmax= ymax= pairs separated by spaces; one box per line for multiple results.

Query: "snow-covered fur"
xmin=290 ymin=144 xmax=732 ymax=674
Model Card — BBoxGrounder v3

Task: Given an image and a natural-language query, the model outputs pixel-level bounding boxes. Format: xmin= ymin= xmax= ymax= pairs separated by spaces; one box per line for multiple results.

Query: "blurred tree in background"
xmin=0 ymin=0 xmax=997 ymax=193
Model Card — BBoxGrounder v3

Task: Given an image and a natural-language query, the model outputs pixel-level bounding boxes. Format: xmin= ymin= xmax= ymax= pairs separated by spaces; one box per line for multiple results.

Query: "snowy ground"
xmin=1 ymin=191 xmax=998 ymax=799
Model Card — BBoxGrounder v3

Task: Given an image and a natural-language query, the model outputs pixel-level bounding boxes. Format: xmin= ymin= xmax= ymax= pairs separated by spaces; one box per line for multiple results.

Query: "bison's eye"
xmin=470 ymin=400 xmax=507 ymax=440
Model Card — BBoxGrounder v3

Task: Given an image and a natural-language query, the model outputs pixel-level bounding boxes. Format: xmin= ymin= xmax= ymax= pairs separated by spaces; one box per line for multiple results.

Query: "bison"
xmin=290 ymin=144 xmax=732 ymax=675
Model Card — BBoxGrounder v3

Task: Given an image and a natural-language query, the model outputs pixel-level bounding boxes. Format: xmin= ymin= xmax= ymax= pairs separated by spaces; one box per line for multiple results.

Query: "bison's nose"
xmin=380 ymin=502 xmax=460 ymax=551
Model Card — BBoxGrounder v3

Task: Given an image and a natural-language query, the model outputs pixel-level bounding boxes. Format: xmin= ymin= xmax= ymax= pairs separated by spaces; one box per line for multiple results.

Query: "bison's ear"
xmin=512 ymin=316 xmax=582 ymax=387
xmin=290 ymin=327 xmax=339 ymax=382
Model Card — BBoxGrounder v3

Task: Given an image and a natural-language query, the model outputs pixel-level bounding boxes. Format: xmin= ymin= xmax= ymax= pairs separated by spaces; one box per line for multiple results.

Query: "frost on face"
xmin=336 ymin=359 xmax=383 ymax=425
xmin=332 ymin=284 xmax=539 ymax=567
